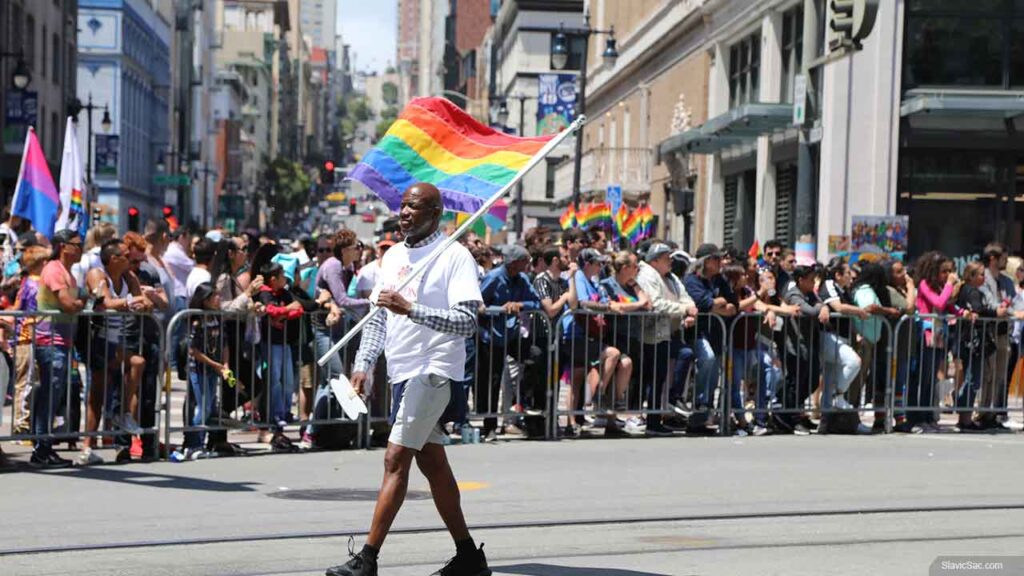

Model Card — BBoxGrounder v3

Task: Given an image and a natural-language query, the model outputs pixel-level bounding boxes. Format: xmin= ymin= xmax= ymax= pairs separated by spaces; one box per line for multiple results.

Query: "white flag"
xmin=56 ymin=117 xmax=85 ymax=234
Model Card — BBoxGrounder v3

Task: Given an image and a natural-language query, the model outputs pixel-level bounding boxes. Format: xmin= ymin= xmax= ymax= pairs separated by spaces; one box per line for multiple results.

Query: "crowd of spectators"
xmin=2 ymin=209 xmax=1024 ymax=468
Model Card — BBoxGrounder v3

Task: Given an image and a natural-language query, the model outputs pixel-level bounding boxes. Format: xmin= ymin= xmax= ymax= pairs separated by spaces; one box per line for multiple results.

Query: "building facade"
xmin=0 ymin=0 xmax=79 ymax=211
xmin=77 ymin=0 xmax=171 ymax=230
xmin=397 ymin=0 xmax=421 ymax=103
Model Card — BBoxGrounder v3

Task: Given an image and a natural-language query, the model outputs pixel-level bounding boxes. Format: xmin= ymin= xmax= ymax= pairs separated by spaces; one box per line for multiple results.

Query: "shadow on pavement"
xmin=496 ymin=564 xmax=672 ymax=576
xmin=27 ymin=466 xmax=261 ymax=492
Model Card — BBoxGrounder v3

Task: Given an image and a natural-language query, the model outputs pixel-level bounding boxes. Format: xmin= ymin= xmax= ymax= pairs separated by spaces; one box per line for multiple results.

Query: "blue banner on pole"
xmin=3 ymin=90 xmax=38 ymax=154
xmin=536 ymin=74 xmax=577 ymax=136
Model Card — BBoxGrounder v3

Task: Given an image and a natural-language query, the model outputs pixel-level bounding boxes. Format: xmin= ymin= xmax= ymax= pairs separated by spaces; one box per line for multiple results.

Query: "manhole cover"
xmin=267 ymin=488 xmax=432 ymax=502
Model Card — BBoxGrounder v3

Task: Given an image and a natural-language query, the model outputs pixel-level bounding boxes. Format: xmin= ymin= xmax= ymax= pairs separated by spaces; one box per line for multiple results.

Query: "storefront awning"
xmin=900 ymin=90 xmax=1024 ymax=119
xmin=658 ymin=103 xmax=793 ymax=158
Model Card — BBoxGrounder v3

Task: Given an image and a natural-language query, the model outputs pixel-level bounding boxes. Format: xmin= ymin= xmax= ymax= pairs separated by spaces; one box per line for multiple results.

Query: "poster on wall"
xmin=536 ymin=73 xmax=577 ymax=136
xmin=827 ymin=235 xmax=850 ymax=258
xmin=851 ymin=215 xmax=909 ymax=260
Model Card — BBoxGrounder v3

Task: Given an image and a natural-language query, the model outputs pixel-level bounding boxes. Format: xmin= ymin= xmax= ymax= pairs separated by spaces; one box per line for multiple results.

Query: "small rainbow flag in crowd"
xmin=638 ymin=203 xmax=654 ymax=238
xmin=348 ymin=97 xmax=555 ymax=224
xmin=559 ymin=203 xmax=576 ymax=230
xmin=578 ymin=202 xmax=612 ymax=229
xmin=748 ymin=239 xmax=760 ymax=261
xmin=620 ymin=209 xmax=643 ymax=245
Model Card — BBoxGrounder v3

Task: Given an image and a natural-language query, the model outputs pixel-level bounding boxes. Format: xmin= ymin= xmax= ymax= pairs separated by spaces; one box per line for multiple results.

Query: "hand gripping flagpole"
xmin=317 ymin=114 xmax=587 ymax=367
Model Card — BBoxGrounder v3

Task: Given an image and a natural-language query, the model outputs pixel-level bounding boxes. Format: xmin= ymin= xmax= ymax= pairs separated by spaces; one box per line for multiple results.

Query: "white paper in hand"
xmin=329 ymin=374 xmax=368 ymax=420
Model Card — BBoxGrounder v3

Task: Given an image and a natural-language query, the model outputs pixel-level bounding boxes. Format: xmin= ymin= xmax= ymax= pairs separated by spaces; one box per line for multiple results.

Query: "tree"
xmin=265 ymin=158 xmax=312 ymax=213
xmin=375 ymin=106 xmax=399 ymax=140
xmin=382 ymin=82 xmax=398 ymax=107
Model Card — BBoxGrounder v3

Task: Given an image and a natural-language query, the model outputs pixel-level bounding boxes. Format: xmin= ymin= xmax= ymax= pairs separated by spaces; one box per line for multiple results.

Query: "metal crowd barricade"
xmin=551 ymin=309 xmax=727 ymax=437
xmin=1 ymin=310 xmax=164 ymax=452
xmin=163 ymin=307 xmax=366 ymax=453
xmin=725 ymin=311 xmax=894 ymax=434
xmin=892 ymin=313 xmax=1020 ymax=429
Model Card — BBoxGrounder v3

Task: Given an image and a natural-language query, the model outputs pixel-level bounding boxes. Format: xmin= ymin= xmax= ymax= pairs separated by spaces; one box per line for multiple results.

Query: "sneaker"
xmin=624 ymin=416 xmax=646 ymax=434
xmin=113 ymin=413 xmax=144 ymax=435
xmin=645 ymin=423 xmax=675 ymax=437
xmin=482 ymin=429 xmax=499 ymax=443
xmin=855 ymin=423 xmax=873 ymax=435
xmin=115 ymin=448 xmax=132 ymax=464
xmin=734 ymin=427 xmax=749 ymax=438
xmin=793 ymin=422 xmax=812 ymax=436
xmin=299 ymin=433 xmax=315 ymax=451
xmin=30 ymin=449 xmax=72 ymax=469
xmin=432 ymin=543 xmax=491 ymax=576
xmin=560 ymin=425 xmax=579 ymax=439
xmin=130 ymin=437 xmax=144 ymax=459
xmin=662 ymin=414 xmax=689 ymax=430
xmin=752 ymin=424 xmax=770 ymax=437
xmin=326 ymin=539 xmax=378 ymax=576
xmin=78 ymin=449 xmax=104 ymax=466
xmin=892 ymin=421 xmax=914 ymax=433
xmin=185 ymin=448 xmax=209 ymax=461
xmin=669 ymin=398 xmax=690 ymax=416
xmin=832 ymin=396 xmax=854 ymax=411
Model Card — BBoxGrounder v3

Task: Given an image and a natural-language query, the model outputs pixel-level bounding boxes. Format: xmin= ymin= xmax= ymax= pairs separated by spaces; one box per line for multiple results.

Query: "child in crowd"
xmin=181 ymin=282 xmax=228 ymax=460
xmin=256 ymin=262 xmax=302 ymax=450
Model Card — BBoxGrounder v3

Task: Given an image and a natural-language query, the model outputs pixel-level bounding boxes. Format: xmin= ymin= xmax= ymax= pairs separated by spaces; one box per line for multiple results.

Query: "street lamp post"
xmin=545 ymin=12 xmax=619 ymax=211
xmin=0 ymin=51 xmax=32 ymax=90
xmin=69 ymin=95 xmax=112 ymax=215
xmin=194 ymin=163 xmax=218 ymax=228
xmin=512 ymin=92 xmax=534 ymax=236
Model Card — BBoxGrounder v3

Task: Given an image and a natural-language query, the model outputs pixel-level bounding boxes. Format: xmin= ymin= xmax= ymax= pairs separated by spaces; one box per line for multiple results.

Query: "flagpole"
xmin=317 ymin=114 xmax=587 ymax=367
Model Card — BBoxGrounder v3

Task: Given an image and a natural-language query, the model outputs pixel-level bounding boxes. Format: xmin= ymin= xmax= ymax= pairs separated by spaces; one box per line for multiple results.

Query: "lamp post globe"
xmin=12 ymin=58 xmax=30 ymax=90
xmin=551 ymin=31 xmax=569 ymax=70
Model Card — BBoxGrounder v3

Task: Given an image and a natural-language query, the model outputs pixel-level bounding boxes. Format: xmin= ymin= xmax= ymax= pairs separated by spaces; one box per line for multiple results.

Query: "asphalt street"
xmin=3 ymin=434 xmax=1024 ymax=575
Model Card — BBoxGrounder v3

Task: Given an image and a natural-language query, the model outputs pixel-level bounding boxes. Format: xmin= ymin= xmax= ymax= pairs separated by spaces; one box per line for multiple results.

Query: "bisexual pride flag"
xmin=11 ymin=127 xmax=60 ymax=238
xmin=348 ymin=97 xmax=555 ymax=226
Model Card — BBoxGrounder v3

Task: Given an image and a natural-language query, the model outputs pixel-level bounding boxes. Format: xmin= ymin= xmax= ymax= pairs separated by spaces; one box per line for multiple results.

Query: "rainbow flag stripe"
xmin=560 ymin=204 xmax=576 ymax=230
xmin=578 ymin=202 xmax=612 ymax=229
xmin=620 ymin=210 xmax=643 ymax=244
xmin=348 ymin=97 xmax=554 ymax=222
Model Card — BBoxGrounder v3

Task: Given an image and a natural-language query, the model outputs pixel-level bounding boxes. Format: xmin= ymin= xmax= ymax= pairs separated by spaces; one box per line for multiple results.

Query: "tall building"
xmin=77 ymin=0 xmax=171 ymax=230
xmin=0 ymin=0 xmax=79 ymax=211
xmin=299 ymin=0 xmax=336 ymax=50
xmin=397 ymin=0 xmax=420 ymax=104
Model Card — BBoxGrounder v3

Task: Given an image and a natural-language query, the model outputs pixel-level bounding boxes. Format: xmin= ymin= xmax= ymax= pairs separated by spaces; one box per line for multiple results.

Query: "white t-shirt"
xmin=186 ymin=267 xmax=212 ymax=300
xmin=356 ymin=259 xmax=380 ymax=296
xmin=371 ymin=235 xmax=482 ymax=384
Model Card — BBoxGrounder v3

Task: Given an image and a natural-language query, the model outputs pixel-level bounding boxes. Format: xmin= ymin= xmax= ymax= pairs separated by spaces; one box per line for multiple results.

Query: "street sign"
xmin=154 ymin=174 xmax=190 ymax=186
xmin=163 ymin=188 xmax=178 ymax=206
xmin=793 ymin=74 xmax=807 ymax=126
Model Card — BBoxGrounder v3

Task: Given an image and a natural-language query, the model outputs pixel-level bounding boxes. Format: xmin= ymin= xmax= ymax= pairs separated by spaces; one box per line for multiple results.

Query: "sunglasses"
xmin=765 ymin=251 xmax=780 ymax=257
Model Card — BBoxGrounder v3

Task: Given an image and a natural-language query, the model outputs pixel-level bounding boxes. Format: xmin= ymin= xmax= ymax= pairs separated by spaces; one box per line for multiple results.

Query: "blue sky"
xmin=337 ymin=0 xmax=397 ymax=73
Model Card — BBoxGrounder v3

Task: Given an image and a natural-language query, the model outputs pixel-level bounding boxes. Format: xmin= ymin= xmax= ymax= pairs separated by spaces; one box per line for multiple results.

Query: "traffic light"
xmin=323 ymin=161 xmax=336 ymax=186
xmin=127 ymin=206 xmax=140 ymax=232
xmin=162 ymin=205 xmax=180 ymax=231
xmin=349 ymin=198 xmax=358 ymax=215
xmin=828 ymin=0 xmax=878 ymax=52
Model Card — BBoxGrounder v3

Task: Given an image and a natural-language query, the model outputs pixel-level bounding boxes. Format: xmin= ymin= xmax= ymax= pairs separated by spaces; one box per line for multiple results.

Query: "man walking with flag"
xmin=326 ymin=182 xmax=490 ymax=576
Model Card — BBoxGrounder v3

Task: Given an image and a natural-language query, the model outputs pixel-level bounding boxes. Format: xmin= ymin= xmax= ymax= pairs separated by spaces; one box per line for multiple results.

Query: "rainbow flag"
xmin=620 ymin=209 xmax=643 ymax=245
xmin=348 ymin=97 xmax=554 ymax=224
xmin=11 ymin=127 xmax=60 ymax=238
xmin=638 ymin=203 xmax=654 ymax=239
xmin=748 ymin=240 xmax=760 ymax=261
xmin=559 ymin=203 xmax=576 ymax=230
xmin=578 ymin=202 xmax=611 ymax=229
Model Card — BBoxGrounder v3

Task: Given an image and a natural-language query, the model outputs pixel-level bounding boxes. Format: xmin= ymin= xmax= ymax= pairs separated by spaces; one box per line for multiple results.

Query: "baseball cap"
xmin=644 ymin=243 xmax=672 ymax=262
xmin=671 ymin=250 xmax=692 ymax=266
xmin=579 ymin=248 xmax=610 ymax=265
xmin=694 ymin=243 xmax=723 ymax=260
xmin=502 ymin=244 xmax=530 ymax=263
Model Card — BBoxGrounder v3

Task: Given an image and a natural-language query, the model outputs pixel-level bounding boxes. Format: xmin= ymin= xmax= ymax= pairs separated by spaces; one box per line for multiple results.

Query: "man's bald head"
xmin=399 ymin=182 xmax=444 ymax=243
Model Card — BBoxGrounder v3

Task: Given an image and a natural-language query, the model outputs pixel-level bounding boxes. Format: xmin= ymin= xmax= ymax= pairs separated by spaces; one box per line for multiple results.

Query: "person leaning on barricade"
xmin=978 ymin=242 xmax=1016 ymax=431
xmin=634 ymin=243 xmax=696 ymax=436
xmin=850 ymin=261 xmax=901 ymax=433
xmin=123 ymin=232 xmax=170 ymax=460
xmin=911 ymin=251 xmax=961 ymax=434
xmin=817 ymin=257 xmax=866 ymax=415
xmin=79 ymin=239 xmax=152 ymax=465
xmin=256 ymin=262 xmax=303 ymax=451
xmin=682 ymin=243 xmax=736 ymax=434
xmin=559 ymin=248 xmax=632 ymax=437
xmin=598 ymin=250 xmax=653 ymax=437
xmin=477 ymin=244 xmax=544 ymax=441
xmin=883 ymin=259 xmax=917 ymax=432
xmin=955 ymin=262 xmax=1005 ymax=432
xmin=780 ymin=264 xmax=829 ymax=435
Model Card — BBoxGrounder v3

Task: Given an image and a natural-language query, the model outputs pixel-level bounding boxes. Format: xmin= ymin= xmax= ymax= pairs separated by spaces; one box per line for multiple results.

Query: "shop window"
xmin=729 ymin=31 xmax=761 ymax=108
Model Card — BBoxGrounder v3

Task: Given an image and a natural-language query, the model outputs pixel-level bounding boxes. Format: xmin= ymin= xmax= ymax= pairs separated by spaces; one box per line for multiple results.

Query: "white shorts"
xmin=389 ymin=373 xmax=450 ymax=450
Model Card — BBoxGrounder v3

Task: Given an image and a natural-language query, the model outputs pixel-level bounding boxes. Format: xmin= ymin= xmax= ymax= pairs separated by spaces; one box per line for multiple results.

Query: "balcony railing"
xmin=552 ymin=147 xmax=653 ymax=202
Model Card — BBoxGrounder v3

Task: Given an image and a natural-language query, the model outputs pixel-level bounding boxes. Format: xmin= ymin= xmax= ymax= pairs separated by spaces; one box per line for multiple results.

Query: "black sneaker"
xmin=115 ymin=448 xmax=132 ymax=464
xmin=669 ymin=398 xmax=690 ymax=416
xmin=326 ymin=540 xmax=378 ymax=576
xmin=645 ymin=423 xmax=675 ymax=437
xmin=432 ymin=543 xmax=491 ymax=576
xmin=29 ymin=449 xmax=72 ymax=469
